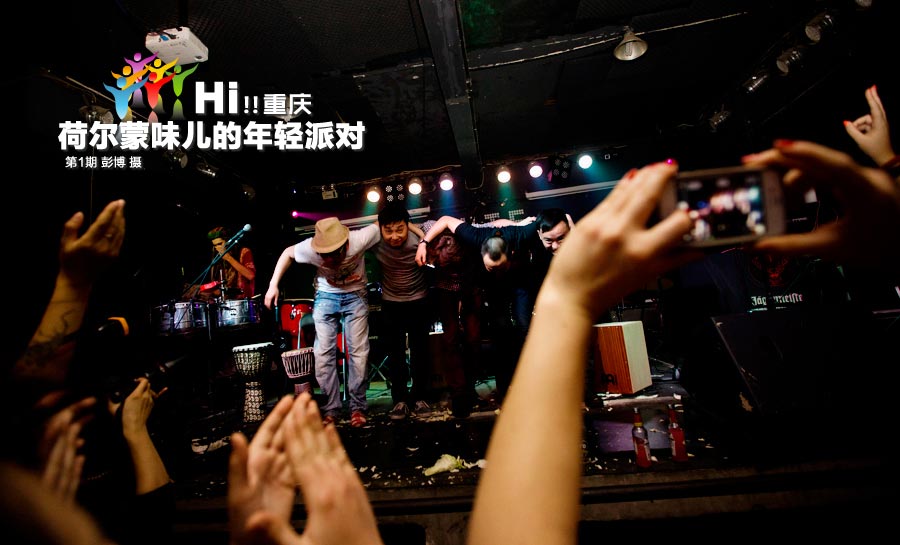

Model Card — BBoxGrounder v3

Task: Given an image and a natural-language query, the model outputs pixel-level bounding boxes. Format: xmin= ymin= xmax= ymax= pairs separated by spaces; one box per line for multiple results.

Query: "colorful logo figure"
xmin=104 ymin=51 xmax=199 ymax=122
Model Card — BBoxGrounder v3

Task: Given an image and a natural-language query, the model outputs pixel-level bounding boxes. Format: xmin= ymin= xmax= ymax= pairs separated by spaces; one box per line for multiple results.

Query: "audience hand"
xmin=282 ymin=394 xmax=383 ymax=545
xmin=36 ymin=393 xmax=96 ymax=503
xmin=59 ymin=199 xmax=126 ymax=288
xmin=228 ymin=395 xmax=296 ymax=545
xmin=108 ymin=378 xmax=164 ymax=440
xmin=537 ymin=163 xmax=699 ymax=321
xmin=844 ymin=86 xmax=895 ymax=166
xmin=743 ymin=140 xmax=900 ymax=274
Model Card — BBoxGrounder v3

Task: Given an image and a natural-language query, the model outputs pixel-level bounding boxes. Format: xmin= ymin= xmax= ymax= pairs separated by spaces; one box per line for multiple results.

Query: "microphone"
xmin=226 ymin=224 xmax=251 ymax=245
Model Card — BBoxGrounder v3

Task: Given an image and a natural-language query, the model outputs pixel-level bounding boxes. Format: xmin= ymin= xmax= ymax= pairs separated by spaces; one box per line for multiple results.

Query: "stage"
xmin=147 ymin=341 xmax=892 ymax=545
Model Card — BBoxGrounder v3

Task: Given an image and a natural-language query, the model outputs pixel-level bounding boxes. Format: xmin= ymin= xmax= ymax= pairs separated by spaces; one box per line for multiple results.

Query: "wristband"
xmin=419 ymin=240 xmax=428 ymax=245
xmin=881 ymin=154 xmax=900 ymax=177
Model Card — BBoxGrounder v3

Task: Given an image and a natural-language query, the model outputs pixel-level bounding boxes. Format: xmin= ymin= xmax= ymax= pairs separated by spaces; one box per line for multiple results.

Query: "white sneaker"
xmin=389 ymin=401 xmax=409 ymax=420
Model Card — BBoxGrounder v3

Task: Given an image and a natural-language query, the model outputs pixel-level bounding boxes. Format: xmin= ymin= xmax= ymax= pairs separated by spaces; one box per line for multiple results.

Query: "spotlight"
xmin=613 ymin=27 xmax=648 ymax=61
xmin=496 ymin=166 xmax=511 ymax=183
xmin=528 ymin=161 xmax=544 ymax=178
xmin=742 ymin=70 xmax=771 ymax=95
xmin=408 ymin=177 xmax=422 ymax=195
xmin=195 ymin=161 xmax=218 ymax=178
xmin=776 ymin=46 xmax=807 ymax=75
xmin=805 ymin=12 xmax=836 ymax=44
xmin=366 ymin=187 xmax=381 ymax=202
xmin=162 ymin=148 xmax=188 ymax=168
xmin=709 ymin=109 xmax=731 ymax=132
xmin=439 ymin=173 xmax=454 ymax=191
xmin=577 ymin=153 xmax=593 ymax=169
xmin=79 ymin=104 xmax=114 ymax=124
xmin=291 ymin=210 xmax=300 ymax=218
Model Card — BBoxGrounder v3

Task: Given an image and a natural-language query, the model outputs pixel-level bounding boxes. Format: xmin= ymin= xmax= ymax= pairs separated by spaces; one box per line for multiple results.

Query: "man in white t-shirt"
xmin=265 ymin=217 xmax=380 ymax=427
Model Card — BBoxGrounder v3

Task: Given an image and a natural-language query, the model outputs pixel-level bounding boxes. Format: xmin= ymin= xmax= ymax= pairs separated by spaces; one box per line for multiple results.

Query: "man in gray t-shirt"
xmin=371 ymin=204 xmax=434 ymax=420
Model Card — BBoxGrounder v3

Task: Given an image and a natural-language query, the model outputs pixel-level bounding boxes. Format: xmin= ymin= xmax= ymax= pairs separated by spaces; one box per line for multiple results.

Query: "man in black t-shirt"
xmin=416 ymin=216 xmax=538 ymax=403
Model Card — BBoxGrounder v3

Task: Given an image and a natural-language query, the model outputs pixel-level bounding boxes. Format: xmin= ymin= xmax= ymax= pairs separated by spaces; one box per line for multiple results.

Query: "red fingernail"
xmin=741 ymin=153 xmax=757 ymax=163
xmin=622 ymin=168 xmax=637 ymax=180
xmin=872 ymin=85 xmax=877 ymax=92
xmin=665 ymin=158 xmax=677 ymax=166
xmin=843 ymin=120 xmax=851 ymax=126
xmin=774 ymin=139 xmax=794 ymax=148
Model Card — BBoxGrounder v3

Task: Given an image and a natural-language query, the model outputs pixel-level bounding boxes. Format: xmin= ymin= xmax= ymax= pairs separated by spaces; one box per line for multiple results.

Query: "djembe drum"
xmin=280 ymin=347 xmax=315 ymax=396
xmin=232 ymin=342 xmax=273 ymax=424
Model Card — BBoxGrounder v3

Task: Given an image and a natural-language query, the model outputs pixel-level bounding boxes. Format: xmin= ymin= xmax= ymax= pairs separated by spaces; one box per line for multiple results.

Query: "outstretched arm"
xmin=112 ymin=378 xmax=171 ymax=495
xmin=416 ymin=216 xmax=464 ymax=265
xmin=467 ymin=163 xmax=698 ymax=545
xmin=265 ymin=246 xmax=296 ymax=310
xmin=13 ymin=199 xmax=125 ymax=387
xmin=744 ymin=139 xmax=900 ymax=275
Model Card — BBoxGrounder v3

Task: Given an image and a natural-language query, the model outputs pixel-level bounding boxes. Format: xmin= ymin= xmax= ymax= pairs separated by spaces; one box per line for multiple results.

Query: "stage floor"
xmin=157 ymin=352 xmax=891 ymax=544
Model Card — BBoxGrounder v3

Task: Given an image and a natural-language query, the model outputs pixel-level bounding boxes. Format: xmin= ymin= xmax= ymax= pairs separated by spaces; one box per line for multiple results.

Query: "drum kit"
xmin=150 ymin=281 xmax=262 ymax=337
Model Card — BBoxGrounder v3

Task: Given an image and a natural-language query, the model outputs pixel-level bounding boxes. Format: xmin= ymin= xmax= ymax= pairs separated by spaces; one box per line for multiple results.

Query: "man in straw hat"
xmin=265 ymin=217 xmax=381 ymax=427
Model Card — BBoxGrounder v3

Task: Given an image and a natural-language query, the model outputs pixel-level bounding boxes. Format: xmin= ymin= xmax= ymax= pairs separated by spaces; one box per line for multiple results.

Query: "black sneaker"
xmin=389 ymin=401 xmax=410 ymax=420
xmin=413 ymin=400 xmax=433 ymax=418
xmin=451 ymin=394 xmax=472 ymax=418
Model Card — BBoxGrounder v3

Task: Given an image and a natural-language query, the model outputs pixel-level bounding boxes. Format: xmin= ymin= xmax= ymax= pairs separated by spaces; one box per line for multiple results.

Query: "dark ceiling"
xmin=12 ymin=0 xmax=896 ymax=319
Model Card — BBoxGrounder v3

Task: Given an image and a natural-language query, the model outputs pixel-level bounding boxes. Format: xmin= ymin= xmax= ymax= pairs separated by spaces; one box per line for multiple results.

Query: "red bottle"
xmin=631 ymin=407 xmax=652 ymax=468
xmin=667 ymin=403 xmax=689 ymax=462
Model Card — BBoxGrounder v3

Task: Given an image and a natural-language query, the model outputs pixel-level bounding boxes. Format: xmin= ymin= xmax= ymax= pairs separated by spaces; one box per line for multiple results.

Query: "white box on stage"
xmin=145 ymin=27 xmax=209 ymax=65
xmin=591 ymin=321 xmax=651 ymax=395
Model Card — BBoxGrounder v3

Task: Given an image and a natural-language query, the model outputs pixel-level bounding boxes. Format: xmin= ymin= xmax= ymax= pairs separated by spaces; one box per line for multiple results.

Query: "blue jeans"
xmin=313 ymin=290 xmax=370 ymax=415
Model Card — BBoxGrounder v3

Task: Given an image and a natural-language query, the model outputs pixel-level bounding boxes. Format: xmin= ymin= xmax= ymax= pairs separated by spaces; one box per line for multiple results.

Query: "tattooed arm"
xmin=13 ymin=200 xmax=126 ymax=386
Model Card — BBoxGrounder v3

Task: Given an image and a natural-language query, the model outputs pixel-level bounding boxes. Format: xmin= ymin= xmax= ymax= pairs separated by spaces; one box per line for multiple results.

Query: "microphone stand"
xmin=181 ymin=232 xmax=246 ymax=300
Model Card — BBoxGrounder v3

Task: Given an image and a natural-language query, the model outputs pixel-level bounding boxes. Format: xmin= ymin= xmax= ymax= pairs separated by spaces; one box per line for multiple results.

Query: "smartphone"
xmin=658 ymin=165 xmax=785 ymax=247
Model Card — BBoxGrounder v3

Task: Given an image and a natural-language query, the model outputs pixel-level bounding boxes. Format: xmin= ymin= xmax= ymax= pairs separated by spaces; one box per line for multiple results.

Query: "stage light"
xmin=291 ymin=210 xmax=300 ymax=218
xmin=496 ymin=165 xmax=511 ymax=183
xmin=577 ymin=153 xmax=593 ymax=169
xmin=742 ymin=69 xmax=771 ymax=95
xmin=805 ymin=12 xmax=836 ymax=44
xmin=366 ymin=187 xmax=381 ymax=202
xmin=439 ymin=173 xmax=454 ymax=191
xmin=776 ymin=46 xmax=807 ymax=75
xmin=408 ymin=177 xmax=422 ymax=195
xmin=528 ymin=161 xmax=543 ymax=178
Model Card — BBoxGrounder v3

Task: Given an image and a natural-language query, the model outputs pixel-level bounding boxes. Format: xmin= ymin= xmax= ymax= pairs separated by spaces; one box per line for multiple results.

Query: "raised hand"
xmin=37 ymin=393 xmax=96 ymax=503
xmin=844 ymin=85 xmax=895 ymax=166
xmin=228 ymin=395 xmax=296 ymax=545
xmin=59 ymin=199 xmax=126 ymax=288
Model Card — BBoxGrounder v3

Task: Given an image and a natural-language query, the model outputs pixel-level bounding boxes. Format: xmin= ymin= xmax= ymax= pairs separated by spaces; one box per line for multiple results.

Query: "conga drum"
xmin=280 ymin=347 xmax=315 ymax=396
xmin=232 ymin=342 xmax=273 ymax=424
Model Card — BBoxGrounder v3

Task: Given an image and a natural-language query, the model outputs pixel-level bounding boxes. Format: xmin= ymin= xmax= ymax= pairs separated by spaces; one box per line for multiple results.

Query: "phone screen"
xmin=674 ymin=167 xmax=774 ymax=245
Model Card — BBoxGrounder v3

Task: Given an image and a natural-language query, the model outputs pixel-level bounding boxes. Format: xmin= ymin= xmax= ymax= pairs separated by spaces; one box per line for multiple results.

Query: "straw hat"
xmin=310 ymin=217 xmax=350 ymax=253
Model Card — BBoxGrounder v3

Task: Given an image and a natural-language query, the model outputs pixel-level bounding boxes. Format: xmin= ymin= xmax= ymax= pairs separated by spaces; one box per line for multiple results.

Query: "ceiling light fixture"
xmin=776 ymin=46 xmax=807 ymax=75
xmin=408 ymin=177 xmax=423 ymax=195
xmin=196 ymin=161 xmax=218 ymax=178
xmin=439 ymin=173 xmax=454 ymax=191
xmin=527 ymin=161 xmax=544 ymax=178
xmin=613 ymin=27 xmax=648 ymax=61
xmin=79 ymin=104 xmax=114 ymax=124
xmin=805 ymin=12 xmax=836 ymax=44
xmin=709 ymin=109 xmax=731 ymax=132
xmin=162 ymin=148 xmax=188 ymax=168
xmin=742 ymin=69 xmax=772 ymax=94
xmin=366 ymin=186 xmax=381 ymax=202
xmin=496 ymin=166 xmax=511 ymax=183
